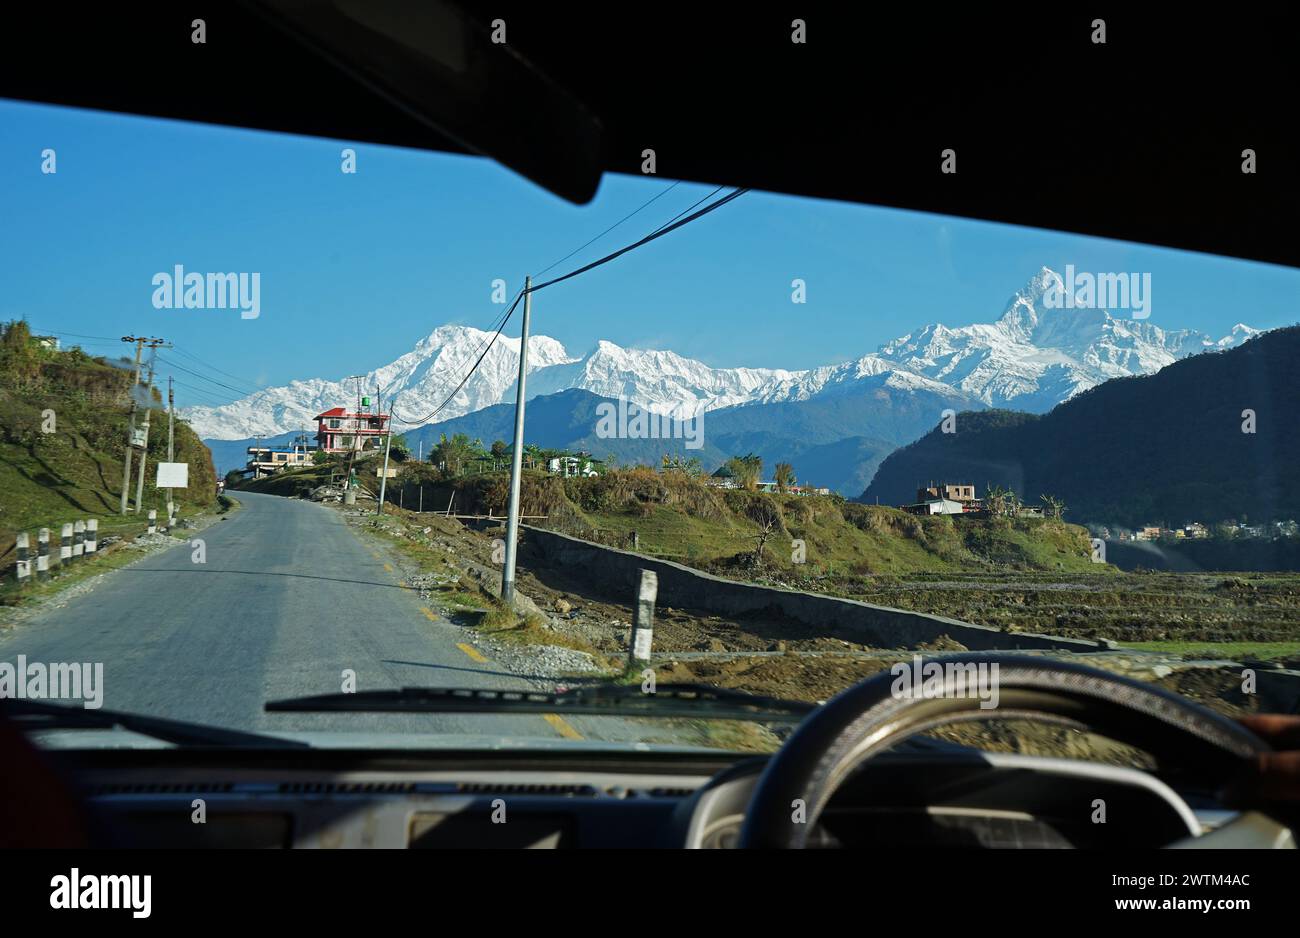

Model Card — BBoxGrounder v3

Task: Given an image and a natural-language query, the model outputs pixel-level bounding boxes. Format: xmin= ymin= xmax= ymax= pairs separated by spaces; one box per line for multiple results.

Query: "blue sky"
xmin=2 ymin=97 xmax=1297 ymax=409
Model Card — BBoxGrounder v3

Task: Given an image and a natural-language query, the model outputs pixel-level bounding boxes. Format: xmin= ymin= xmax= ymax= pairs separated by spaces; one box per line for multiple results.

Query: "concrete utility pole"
xmin=376 ymin=392 xmax=394 ymax=514
xmin=344 ymin=375 xmax=366 ymax=493
xmin=119 ymin=337 xmax=145 ymax=514
xmin=166 ymin=375 xmax=176 ymax=527
xmin=501 ymin=276 xmax=532 ymax=604
xmin=134 ymin=341 xmax=163 ymax=512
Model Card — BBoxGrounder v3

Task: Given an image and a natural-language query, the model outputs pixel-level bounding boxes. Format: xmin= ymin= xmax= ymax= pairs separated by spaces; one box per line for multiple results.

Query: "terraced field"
xmin=826 ymin=571 xmax=1300 ymax=648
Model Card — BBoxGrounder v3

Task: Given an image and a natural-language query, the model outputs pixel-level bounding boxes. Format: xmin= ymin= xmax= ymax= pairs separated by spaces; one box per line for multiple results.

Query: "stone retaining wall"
xmin=521 ymin=525 xmax=1102 ymax=653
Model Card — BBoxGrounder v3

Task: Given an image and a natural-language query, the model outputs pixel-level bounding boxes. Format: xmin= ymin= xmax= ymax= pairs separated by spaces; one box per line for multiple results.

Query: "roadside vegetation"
xmin=370 ymin=464 xmax=1099 ymax=575
xmin=0 ymin=321 xmax=219 ymax=577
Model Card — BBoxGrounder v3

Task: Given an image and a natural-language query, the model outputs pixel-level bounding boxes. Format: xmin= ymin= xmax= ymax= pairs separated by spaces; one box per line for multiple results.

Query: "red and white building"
xmin=314 ymin=407 xmax=390 ymax=454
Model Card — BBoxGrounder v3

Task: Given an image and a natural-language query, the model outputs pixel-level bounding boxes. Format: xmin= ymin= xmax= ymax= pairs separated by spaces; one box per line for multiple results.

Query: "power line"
xmin=531 ymin=180 xmax=682 ymax=279
xmin=392 ymin=186 xmax=748 ymax=429
xmin=171 ymin=345 xmax=265 ymax=393
xmin=391 ymin=289 xmax=525 ymax=426
xmin=530 ymin=187 xmax=748 ymax=293
xmin=649 ymin=184 xmax=725 ymax=236
xmin=170 ymin=378 xmax=235 ymax=405
xmin=389 ymin=284 xmax=523 ymax=425
xmin=156 ymin=356 xmax=261 ymax=399
xmin=17 ymin=326 xmax=120 ymax=342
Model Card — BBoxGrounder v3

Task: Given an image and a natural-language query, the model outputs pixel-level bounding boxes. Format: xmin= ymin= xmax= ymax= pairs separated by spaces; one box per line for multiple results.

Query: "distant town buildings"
xmin=1114 ymin=519 xmax=1295 ymax=541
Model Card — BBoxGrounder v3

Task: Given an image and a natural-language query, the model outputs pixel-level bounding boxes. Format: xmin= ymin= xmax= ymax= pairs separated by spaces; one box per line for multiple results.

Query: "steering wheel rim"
xmin=738 ymin=655 xmax=1270 ymax=849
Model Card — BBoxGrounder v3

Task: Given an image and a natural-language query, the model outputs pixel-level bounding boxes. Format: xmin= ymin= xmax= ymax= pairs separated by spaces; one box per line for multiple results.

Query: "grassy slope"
xmin=252 ymin=461 xmax=1298 ymax=649
xmin=360 ymin=464 xmax=1100 ymax=577
xmin=0 ymin=328 xmax=218 ymax=568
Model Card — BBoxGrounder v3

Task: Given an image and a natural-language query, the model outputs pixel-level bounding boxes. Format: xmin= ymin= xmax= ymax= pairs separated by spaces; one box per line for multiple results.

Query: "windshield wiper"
xmin=266 ymin=683 xmax=816 ymax=723
xmin=5 ymin=699 xmax=309 ymax=748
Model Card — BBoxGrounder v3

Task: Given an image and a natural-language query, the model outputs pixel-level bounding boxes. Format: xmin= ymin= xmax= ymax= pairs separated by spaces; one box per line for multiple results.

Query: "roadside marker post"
xmin=147 ymin=510 xmax=157 ymax=535
xmin=73 ymin=520 xmax=85 ymax=561
xmin=60 ymin=523 xmax=73 ymax=566
xmin=85 ymin=519 xmax=98 ymax=557
xmin=15 ymin=532 xmax=30 ymax=586
xmin=37 ymin=528 xmax=50 ymax=582
xmin=629 ymin=569 xmax=658 ymax=666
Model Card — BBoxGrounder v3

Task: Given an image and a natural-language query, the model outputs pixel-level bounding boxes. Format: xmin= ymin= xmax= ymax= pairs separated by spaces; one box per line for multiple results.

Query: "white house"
xmin=919 ymin=497 xmax=964 ymax=515
xmin=547 ymin=456 xmax=598 ymax=478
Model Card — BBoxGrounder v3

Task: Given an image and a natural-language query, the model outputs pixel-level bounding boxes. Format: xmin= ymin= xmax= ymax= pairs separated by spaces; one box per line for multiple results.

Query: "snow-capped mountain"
xmin=526 ymin=340 xmax=799 ymax=417
xmin=182 ymin=268 xmax=1258 ymax=440
xmin=874 ymin=267 xmax=1259 ymax=411
xmin=181 ymin=325 xmax=576 ymax=441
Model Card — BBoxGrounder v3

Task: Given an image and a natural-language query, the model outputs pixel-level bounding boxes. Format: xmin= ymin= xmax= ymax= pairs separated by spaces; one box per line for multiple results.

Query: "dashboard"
xmin=47 ymin=747 xmax=1221 ymax=849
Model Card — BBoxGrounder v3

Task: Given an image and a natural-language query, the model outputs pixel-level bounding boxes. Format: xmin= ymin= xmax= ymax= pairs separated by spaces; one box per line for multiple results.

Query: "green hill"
xmin=0 ymin=321 xmax=218 ymax=569
xmin=373 ymin=464 xmax=1100 ymax=577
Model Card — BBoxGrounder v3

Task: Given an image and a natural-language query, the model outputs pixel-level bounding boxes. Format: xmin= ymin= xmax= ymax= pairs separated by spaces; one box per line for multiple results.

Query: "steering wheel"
xmin=738 ymin=655 xmax=1284 ymax=849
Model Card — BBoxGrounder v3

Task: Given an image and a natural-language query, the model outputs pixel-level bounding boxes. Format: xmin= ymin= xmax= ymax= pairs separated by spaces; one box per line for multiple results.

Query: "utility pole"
xmin=376 ymin=393 xmax=393 ymax=514
xmin=119 ymin=336 xmax=145 ymax=514
xmin=501 ymin=276 xmax=532 ymax=604
xmin=344 ymin=375 xmax=365 ymax=494
xmin=166 ymin=375 xmax=175 ymax=528
xmin=134 ymin=340 xmax=166 ymax=512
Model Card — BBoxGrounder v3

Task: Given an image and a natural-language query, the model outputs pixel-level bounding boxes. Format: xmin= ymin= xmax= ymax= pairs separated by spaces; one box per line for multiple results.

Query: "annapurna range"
xmin=188 ymin=267 xmax=1257 ymax=491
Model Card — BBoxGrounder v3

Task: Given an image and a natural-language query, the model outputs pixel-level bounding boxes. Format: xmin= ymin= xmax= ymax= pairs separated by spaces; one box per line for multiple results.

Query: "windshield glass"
xmin=2 ymin=98 xmax=1298 ymax=758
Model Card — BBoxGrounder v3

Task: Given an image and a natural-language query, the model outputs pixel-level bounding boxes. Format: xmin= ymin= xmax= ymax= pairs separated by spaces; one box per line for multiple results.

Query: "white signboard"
xmin=130 ymin=426 xmax=148 ymax=448
xmin=156 ymin=462 xmax=189 ymax=488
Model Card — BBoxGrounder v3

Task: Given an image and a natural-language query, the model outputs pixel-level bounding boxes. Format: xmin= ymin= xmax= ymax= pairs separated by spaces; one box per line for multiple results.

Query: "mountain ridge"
xmin=187 ymin=268 xmax=1257 ymax=452
xmin=860 ymin=325 xmax=1297 ymax=526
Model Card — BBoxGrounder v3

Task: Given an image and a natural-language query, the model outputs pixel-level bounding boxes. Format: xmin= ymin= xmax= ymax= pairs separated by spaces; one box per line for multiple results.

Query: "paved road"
xmin=0 ymin=493 xmax=646 ymax=746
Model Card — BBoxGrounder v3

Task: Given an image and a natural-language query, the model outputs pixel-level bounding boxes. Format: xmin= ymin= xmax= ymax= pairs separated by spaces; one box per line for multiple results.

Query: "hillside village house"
xmin=315 ymin=406 xmax=390 ymax=454
xmin=546 ymin=455 xmax=598 ymax=478
xmin=245 ymin=446 xmax=311 ymax=478
xmin=909 ymin=497 xmax=966 ymax=516
xmin=902 ymin=481 xmax=979 ymax=516
xmin=918 ymin=482 xmax=977 ymax=504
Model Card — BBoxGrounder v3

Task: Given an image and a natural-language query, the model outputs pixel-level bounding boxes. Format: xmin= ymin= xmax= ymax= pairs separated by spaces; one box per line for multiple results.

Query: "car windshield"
xmin=2 ymin=98 xmax=1298 ymax=759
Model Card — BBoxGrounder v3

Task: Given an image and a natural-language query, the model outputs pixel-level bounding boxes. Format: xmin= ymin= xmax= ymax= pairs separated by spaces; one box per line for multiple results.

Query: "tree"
xmin=432 ymin=432 xmax=477 ymax=476
xmin=747 ymin=498 xmax=783 ymax=569
xmin=726 ymin=453 xmax=763 ymax=491
xmin=662 ymin=453 xmax=702 ymax=475
xmin=1039 ymin=493 xmax=1066 ymax=520
xmin=491 ymin=439 xmax=508 ymax=458
xmin=774 ymin=462 xmax=795 ymax=493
